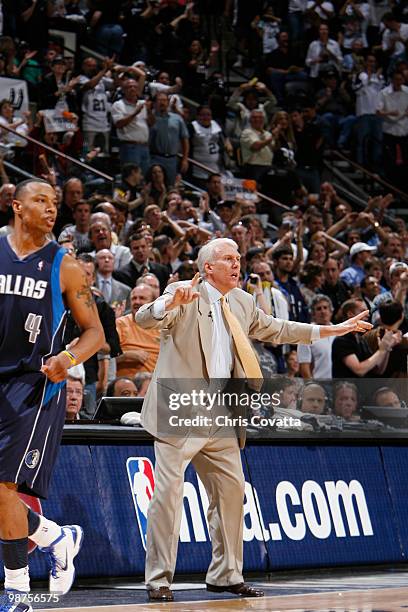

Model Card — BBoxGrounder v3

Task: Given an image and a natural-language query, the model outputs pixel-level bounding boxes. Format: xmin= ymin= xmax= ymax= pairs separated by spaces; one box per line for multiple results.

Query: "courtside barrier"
xmin=13 ymin=435 xmax=406 ymax=580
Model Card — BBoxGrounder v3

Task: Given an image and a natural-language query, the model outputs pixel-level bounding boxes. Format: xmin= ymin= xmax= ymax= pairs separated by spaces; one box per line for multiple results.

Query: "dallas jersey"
xmin=0 ymin=237 xmax=68 ymax=498
xmin=0 ymin=237 xmax=67 ymax=378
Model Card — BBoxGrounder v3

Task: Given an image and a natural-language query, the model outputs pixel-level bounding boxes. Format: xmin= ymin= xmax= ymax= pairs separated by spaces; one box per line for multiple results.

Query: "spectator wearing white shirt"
xmin=339 ymin=0 xmax=370 ymax=48
xmin=240 ymin=109 xmax=274 ymax=186
xmin=381 ymin=13 xmax=408 ymax=59
xmin=111 ymin=78 xmax=150 ymax=174
xmin=148 ymin=71 xmax=183 ymax=113
xmin=78 ymin=57 xmax=113 ymax=153
xmin=306 ymin=23 xmax=343 ymax=79
xmin=251 ymin=6 xmax=281 ymax=55
xmin=377 ymin=70 xmax=408 ymax=187
xmin=306 ymin=0 xmax=334 ymax=28
xmin=89 ymin=218 xmax=132 ymax=270
xmin=353 ymin=54 xmax=384 ymax=171
xmin=298 ymin=294 xmax=335 ymax=379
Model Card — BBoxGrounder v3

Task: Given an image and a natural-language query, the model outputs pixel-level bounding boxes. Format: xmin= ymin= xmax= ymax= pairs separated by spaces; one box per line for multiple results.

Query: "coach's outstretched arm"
xmin=41 ymin=256 xmax=105 ymax=383
xmin=318 ymin=310 xmax=372 ymax=337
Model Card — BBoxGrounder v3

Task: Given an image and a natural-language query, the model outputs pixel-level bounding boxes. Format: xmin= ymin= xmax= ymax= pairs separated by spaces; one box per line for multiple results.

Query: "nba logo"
xmin=126 ymin=457 xmax=155 ymax=550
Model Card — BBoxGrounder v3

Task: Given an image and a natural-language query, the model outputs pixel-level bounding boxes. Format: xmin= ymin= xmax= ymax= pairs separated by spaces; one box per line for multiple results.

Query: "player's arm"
xmin=41 ymin=257 xmax=104 ymax=383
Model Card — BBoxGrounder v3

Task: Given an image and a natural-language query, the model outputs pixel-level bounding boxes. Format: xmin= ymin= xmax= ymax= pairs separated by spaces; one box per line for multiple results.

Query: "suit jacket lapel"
xmin=197 ymin=281 xmax=212 ymax=379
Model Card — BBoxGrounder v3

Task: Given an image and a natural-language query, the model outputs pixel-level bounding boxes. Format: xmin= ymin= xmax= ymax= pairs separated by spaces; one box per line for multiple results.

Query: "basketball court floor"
xmin=34 ymin=567 xmax=408 ymax=611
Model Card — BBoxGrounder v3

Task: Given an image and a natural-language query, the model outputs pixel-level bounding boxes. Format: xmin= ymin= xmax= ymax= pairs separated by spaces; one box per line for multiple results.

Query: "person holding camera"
xmin=246 ymin=262 xmax=289 ymax=320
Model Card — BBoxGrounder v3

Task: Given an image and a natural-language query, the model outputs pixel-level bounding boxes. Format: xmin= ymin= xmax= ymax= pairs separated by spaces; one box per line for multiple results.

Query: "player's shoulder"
xmin=60 ymin=251 xmax=87 ymax=282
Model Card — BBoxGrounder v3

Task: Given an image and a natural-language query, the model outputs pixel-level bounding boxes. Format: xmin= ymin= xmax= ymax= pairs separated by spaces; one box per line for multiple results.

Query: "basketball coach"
xmin=135 ymin=238 xmax=371 ymax=602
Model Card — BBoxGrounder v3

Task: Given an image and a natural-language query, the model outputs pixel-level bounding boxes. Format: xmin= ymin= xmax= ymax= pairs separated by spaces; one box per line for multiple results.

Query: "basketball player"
xmin=0 ymin=179 xmax=104 ymax=612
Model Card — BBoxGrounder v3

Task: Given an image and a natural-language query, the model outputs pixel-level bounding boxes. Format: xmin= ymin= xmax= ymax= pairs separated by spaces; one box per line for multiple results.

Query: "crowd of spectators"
xmin=0 ymin=0 xmax=407 ymax=424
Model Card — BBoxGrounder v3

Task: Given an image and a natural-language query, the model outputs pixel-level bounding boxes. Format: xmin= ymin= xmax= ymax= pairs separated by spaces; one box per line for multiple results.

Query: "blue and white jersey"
xmin=0 ymin=237 xmax=67 ymax=377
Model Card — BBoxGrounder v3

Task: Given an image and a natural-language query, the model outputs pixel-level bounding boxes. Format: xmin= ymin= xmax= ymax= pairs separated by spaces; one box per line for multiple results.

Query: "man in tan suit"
xmin=135 ymin=238 xmax=371 ymax=602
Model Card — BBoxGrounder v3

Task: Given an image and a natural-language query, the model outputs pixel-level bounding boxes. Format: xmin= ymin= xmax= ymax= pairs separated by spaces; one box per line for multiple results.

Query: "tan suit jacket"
xmin=135 ymin=280 xmax=314 ymax=448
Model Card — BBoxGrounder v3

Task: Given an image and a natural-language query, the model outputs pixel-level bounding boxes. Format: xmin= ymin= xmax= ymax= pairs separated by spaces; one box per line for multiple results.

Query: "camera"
xmin=248 ymin=274 xmax=258 ymax=285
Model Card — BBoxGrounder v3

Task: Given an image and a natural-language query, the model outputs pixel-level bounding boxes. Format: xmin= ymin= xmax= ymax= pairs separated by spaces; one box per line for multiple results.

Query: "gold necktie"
xmin=220 ymin=296 xmax=263 ymax=383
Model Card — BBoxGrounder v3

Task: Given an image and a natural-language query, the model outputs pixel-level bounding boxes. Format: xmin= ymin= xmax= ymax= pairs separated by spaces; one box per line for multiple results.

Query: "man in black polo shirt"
xmin=332 ymin=298 xmax=399 ymax=378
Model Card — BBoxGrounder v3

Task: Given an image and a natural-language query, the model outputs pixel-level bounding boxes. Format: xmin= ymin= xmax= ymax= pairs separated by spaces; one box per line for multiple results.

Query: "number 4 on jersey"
xmin=25 ymin=313 xmax=43 ymax=343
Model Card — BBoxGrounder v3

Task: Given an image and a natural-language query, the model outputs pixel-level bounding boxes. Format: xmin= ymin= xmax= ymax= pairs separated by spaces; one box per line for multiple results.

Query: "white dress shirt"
xmin=206 ymin=282 xmax=234 ymax=378
xmin=377 ymin=85 xmax=408 ymax=136
xmin=306 ymin=39 xmax=343 ymax=78
xmin=111 ymin=98 xmax=149 ymax=143
xmin=153 ymin=281 xmax=234 ymax=378
xmin=297 ymin=333 xmax=334 ymax=379
xmin=382 ymin=24 xmax=408 ymax=56
xmin=354 ymin=71 xmax=384 ymax=116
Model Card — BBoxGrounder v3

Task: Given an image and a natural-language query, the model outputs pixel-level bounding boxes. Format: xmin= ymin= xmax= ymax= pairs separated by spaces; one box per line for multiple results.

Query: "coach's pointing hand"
xmin=319 ymin=309 xmax=373 ymax=339
xmin=165 ymin=272 xmax=200 ymax=311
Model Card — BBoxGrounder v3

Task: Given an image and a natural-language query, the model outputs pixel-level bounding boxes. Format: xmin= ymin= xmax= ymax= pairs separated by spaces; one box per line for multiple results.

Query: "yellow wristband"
xmin=62 ymin=350 xmax=78 ymax=366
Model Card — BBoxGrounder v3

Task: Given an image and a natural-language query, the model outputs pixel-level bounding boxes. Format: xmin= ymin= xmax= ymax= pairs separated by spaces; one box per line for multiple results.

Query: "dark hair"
xmin=121 ymin=163 xmax=141 ymax=181
xmin=176 ymin=260 xmax=198 ymax=281
xmin=391 ymin=70 xmax=404 ymax=80
xmin=72 ymin=199 xmax=92 ymax=211
xmin=341 ymin=298 xmax=364 ymax=320
xmin=360 ymin=275 xmax=377 ymax=289
xmin=197 ymin=105 xmax=211 ymax=114
xmin=15 ymin=178 xmax=51 ymax=200
xmin=379 ymin=299 xmax=404 ymax=326
xmin=129 ymin=232 xmax=147 ymax=244
xmin=240 ymin=214 xmax=256 ymax=229
xmin=364 ymin=256 xmax=383 ymax=273
xmin=326 ymin=256 xmax=339 ymax=267
xmin=77 ymin=253 xmax=95 ymax=265
xmin=153 ymin=234 xmax=171 ymax=252
xmin=301 ymin=261 xmax=324 ymax=285
xmin=62 ymin=177 xmax=83 ymax=196
xmin=382 ymin=11 xmax=397 ymax=22
xmin=145 ymin=163 xmax=169 ymax=188
xmin=272 ymin=245 xmax=293 ymax=260
xmin=208 ymin=173 xmax=221 ymax=182
xmin=0 ymin=98 xmax=12 ymax=115
xmin=242 ymin=88 xmax=258 ymax=99
xmin=106 ymin=377 xmax=135 ymax=397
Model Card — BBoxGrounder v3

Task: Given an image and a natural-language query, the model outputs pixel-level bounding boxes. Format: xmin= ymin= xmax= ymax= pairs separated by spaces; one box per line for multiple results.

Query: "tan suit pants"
xmin=145 ymin=435 xmax=245 ymax=590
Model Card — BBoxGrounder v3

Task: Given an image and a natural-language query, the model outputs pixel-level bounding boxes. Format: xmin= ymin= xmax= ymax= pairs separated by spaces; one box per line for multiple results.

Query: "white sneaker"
xmin=40 ymin=525 xmax=84 ymax=595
